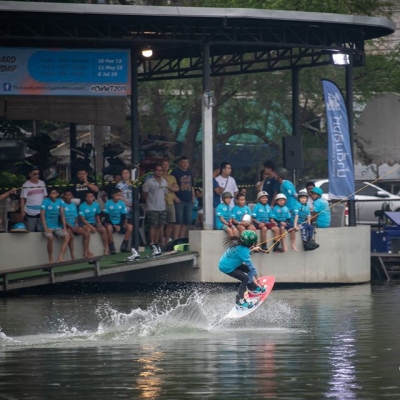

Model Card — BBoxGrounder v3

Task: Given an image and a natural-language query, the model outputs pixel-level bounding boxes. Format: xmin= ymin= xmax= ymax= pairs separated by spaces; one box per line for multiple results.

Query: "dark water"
xmin=0 ymin=283 xmax=400 ymax=400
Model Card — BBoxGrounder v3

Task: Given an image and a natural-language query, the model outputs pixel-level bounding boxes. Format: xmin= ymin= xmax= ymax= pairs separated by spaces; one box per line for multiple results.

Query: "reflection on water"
xmin=0 ymin=284 xmax=399 ymax=399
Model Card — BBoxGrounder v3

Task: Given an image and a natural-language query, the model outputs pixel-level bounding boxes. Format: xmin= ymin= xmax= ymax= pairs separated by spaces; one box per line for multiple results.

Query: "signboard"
xmin=0 ymin=48 xmax=130 ymax=96
xmin=322 ymin=79 xmax=355 ymax=200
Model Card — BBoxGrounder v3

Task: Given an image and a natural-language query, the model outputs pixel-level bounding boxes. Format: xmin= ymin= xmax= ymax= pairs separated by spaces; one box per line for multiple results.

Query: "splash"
xmin=0 ymin=288 xmax=304 ymax=349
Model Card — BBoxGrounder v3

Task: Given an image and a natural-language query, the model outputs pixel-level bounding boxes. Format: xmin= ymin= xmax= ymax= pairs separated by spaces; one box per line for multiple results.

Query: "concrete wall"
xmin=0 ymin=232 xmax=124 ymax=271
xmin=189 ymin=226 xmax=371 ymax=284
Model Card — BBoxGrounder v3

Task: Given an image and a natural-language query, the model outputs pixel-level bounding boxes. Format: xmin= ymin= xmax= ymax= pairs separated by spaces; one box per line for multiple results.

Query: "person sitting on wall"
xmin=79 ymin=192 xmax=109 ymax=255
xmin=232 ymin=192 xmax=256 ymax=234
xmin=270 ymin=193 xmax=292 ymax=252
xmin=104 ymin=188 xmax=132 ymax=255
xmin=40 ymin=188 xmax=70 ymax=263
xmin=215 ymin=192 xmax=238 ymax=237
xmin=63 ymin=189 xmax=93 ymax=259
xmin=310 ymin=187 xmax=331 ymax=228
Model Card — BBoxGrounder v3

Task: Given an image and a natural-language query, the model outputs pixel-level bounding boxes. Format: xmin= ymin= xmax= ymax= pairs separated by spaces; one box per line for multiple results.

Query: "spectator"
xmin=104 ymin=188 xmax=132 ymax=254
xmin=270 ymin=193 xmax=292 ymax=252
xmin=305 ymin=181 xmax=316 ymax=211
xmin=116 ymin=168 xmax=133 ymax=217
xmin=215 ymin=162 xmax=239 ymax=209
xmin=276 ymin=167 xmax=298 ymax=212
xmin=213 ymin=165 xmax=223 ymax=209
xmin=215 ymin=192 xmax=238 ymax=237
xmin=0 ymin=188 xmax=17 ymax=201
xmin=251 ymin=191 xmax=282 ymax=252
xmin=295 ymin=190 xmax=318 ymax=250
xmin=256 ymin=170 xmax=268 ymax=193
xmin=161 ymin=159 xmax=179 ymax=244
xmin=79 ymin=192 xmax=109 ymax=255
xmin=101 ymin=172 xmax=122 ymax=204
xmin=232 ymin=192 xmax=256 ymax=234
xmin=20 ymin=167 xmax=47 ymax=232
xmin=142 ymin=163 xmax=168 ymax=256
xmin=262 ymin=160 xmax=279 ymax=206
xmin=40 ymin=188 xmax=70 ymax=263
xmin=171 ymin=156 xmax=195 ymax=240
xmin=72 ymin=168 xmax=99 ymax=205
xmin=310 ymin=187 xmax=331 ymax=228
xmin=63 ymin=189 xmax=92 ymax=259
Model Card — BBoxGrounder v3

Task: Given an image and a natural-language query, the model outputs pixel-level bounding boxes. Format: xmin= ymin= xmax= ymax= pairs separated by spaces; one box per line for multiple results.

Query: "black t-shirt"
xmin=262 ymin=176 xmax=279 ymax=205
xmin=171 ymin=168 xmax=194 ymax=203
xmin=72 ymin=180 xmax=98 ymax=202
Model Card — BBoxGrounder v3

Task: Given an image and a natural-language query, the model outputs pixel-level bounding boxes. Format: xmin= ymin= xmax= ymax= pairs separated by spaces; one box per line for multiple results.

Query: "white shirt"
xmin=21 ymin=180 xmax=48 ymax=216
xmin=215 ymin=175 xmax=238 ymax=209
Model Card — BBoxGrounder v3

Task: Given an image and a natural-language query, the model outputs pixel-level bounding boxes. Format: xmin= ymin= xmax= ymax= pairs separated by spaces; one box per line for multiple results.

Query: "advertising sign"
xmin=0 ymin=48 xmax=130 ymax=96
xmin=322 ymin=79 xmax=355 ymax=200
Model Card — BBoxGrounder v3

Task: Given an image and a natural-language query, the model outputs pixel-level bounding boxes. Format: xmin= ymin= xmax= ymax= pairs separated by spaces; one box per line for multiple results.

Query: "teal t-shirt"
xmin=104 ymin=199 xmax=127 ymax=225
xmin=297 ymin=202 xmax=311 ymax=224
xmin=41 ymin=198 xmax=64 ymax=229
xmin=271 ymin=205 xmax=291 ymax=222
xmin=215 ymin=203 xmax=232 ymax=229
xmin=313 ymin=198 xmax=331 ymax=228
xmin=251 ymin=203 xmax=273 ymax=223
xmin=219 ymin=245 xmax=257 ymax=282
xmin=280 ymin=180 xmax=298 ymax=211
xmin=64 ymin=202 xmax=78 ymax=227
xmin=79 ymin=201 xmax=101 ymax=224
xmin=232 ymin=204 xmax=251 ymax=222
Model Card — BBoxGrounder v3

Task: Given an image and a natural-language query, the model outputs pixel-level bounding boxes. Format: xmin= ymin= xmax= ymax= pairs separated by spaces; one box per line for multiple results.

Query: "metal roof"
xmin=0 ymin=2 xmax=396 ymax=80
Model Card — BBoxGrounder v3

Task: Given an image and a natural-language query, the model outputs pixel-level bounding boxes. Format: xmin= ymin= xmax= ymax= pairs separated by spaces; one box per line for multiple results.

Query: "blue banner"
xmin=322 ymin=80 xmax=355 ymax=199
xmin=0 ymin=48 xmax=130 ymax=96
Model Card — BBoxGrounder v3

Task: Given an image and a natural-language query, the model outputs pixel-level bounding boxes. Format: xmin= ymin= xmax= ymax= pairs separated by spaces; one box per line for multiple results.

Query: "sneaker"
xmin=156 ymin=243 xmax=162 ymax=255
xmin=120 ymin=240 xmax=129 ymax=252
xmin=236 ymin=298 xmax=253 ymax=309
xmin=150 ymin=243 xmax=161 ymax=257
xmin=248 ymin=286 xmax=267 ymax=296
xmin=109 ymin=242 xmax=116 ymax=255
xmin=127 ymin=248 xmax=140 ymax=261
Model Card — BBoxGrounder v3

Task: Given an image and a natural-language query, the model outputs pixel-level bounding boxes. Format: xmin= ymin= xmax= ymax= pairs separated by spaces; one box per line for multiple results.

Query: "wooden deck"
xmin=371 ymin=253 xmax=400 ymax=281
xmin=0 ymin=251 xmax=199 ymax=292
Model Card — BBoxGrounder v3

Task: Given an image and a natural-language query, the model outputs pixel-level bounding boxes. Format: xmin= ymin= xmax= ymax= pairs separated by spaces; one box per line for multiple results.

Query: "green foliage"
xmin=0 ymin=171 xmax=25 ymax=192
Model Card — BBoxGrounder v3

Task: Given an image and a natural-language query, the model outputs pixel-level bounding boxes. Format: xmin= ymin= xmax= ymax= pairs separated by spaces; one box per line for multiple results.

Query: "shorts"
xmin=220 ymin=225 xmax=229 ymax=232
xmin=276 ymin=221 xmax=293 ymax=230
xmin=175 ymin=201 xmax=193 ymax=225
xmin=43 ymin=228 xmax=67 ymax=239
xmin=24 ymin=214 xmax=43 ymax=232
xmin=255 ymin=222 xmax=276 ymax=229
xmin=111 ymin=224 xmax=126 ymax=234
xmin=166 ymin=204 xmax=176 ymax=224
xmin=147 ymin=210 xmax=167 ymax=227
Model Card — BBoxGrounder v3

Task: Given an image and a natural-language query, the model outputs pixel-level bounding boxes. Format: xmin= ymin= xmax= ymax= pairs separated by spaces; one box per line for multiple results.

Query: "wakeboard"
xmin=225 ymin=275 xmax=275 ymax=319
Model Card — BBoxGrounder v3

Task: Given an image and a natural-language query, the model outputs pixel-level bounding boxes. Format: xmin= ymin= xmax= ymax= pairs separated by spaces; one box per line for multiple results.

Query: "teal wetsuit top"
xmin=219 ymin=245 xmax=257 ymax=283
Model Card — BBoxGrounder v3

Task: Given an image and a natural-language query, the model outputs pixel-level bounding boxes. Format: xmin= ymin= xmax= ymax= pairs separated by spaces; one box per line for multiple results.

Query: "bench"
xmin=0 ymin=256 xmax=103 ymax=291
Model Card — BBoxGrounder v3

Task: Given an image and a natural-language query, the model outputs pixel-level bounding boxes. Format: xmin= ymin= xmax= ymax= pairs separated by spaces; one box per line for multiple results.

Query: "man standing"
xmin=142 ymin=164 xmax=168 ymax=256
xmin=72 ymin=168 xmax=99 ymax=205
xmin=171 ymin=156 xmax=195 ymax=240
xmin=215 ymin=162 xmax=238 ymax=209
xmin=262 ymin=160 xmax=280 ymax=207
xmin=20 ymin=167 xmax=47 ymax=232
xmin=161 ymin=159 xmax=179 ymax=244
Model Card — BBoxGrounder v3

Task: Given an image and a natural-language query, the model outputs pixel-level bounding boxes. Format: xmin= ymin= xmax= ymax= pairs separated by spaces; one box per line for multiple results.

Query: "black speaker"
xmin=282 ymin=136 xmax=302 ymax=170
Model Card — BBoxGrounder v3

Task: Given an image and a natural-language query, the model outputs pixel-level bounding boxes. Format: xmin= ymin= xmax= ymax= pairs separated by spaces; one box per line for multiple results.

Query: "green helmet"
xmin=222 ymin=191 xmax=233 ymax=199
xmin=240 ymin=230 xmax=258 ymax=247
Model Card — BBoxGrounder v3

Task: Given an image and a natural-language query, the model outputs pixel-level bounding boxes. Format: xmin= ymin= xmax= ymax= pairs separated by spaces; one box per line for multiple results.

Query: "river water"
xmin=0 ymin=283 xmax=399 ymax=400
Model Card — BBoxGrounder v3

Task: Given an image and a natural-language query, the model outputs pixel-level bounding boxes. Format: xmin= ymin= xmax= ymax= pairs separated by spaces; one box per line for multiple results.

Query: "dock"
xmin=0 ymin=251 xmax=199 ymax=292
xmin=371 ymin=253 xmax=400 ymax=281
